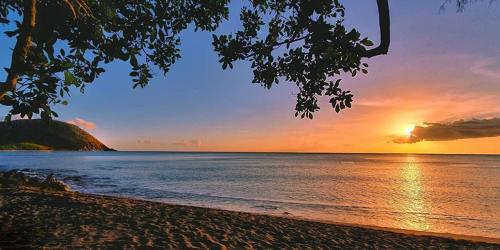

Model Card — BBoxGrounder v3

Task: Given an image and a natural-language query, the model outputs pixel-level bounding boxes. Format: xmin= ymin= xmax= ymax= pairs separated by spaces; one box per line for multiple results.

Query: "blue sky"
xmin=1 ymin=1 xmax=499 ymax=153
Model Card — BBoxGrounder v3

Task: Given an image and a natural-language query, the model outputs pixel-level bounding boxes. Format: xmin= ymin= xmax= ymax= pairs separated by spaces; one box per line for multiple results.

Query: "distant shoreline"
xmin=0 ymin=120 xmax=114 ymax=151
xmin=1 ymin=186 xmax=498 ymax=248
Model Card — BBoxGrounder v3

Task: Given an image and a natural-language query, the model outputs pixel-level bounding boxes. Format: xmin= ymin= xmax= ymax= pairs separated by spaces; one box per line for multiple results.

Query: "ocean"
xmin=1 ymin=152 xmax=499 ymax=239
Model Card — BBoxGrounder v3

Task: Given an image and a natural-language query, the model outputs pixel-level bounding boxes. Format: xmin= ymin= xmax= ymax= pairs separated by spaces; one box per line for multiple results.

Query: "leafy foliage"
xmin=212 ymin=0 xmax=371 ymax=118
xmin=1 ymin=0 xmax=385 ymax=120
xmin=1 ymin=0 xmax=229 ymax=120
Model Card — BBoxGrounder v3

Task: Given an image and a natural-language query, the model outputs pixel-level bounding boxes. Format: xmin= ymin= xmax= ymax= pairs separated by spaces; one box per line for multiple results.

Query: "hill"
xmin=0 ymin=119 xmax=114 ymax=151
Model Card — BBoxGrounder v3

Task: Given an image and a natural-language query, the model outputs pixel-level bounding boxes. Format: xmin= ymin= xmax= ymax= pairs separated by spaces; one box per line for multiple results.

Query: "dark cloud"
xmin=393 ymin=118 xmax=500 ymax=144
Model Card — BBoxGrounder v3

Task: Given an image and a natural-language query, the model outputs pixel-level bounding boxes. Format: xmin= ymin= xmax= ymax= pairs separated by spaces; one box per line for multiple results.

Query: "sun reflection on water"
xmin=398 ymin=155 xmax=430 ymax=231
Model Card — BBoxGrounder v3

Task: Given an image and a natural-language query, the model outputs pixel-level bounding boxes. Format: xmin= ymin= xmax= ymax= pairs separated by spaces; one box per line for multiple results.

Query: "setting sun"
xmin=404 ymin=125 xmax=415 ymax=137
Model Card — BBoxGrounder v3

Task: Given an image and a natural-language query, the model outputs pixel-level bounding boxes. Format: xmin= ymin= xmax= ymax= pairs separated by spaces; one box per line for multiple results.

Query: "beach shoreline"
xmin=1 ymin=186 xmax=498 ymax=249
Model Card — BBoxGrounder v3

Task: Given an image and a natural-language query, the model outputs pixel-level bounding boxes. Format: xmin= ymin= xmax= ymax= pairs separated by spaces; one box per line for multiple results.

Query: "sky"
xmin=1 ymin=1 xmax=499 ymax=153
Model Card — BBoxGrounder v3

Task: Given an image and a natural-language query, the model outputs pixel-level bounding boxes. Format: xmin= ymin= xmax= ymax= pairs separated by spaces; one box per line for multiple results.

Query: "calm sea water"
xmin=1 ymin=152 xmax=499 ymax=239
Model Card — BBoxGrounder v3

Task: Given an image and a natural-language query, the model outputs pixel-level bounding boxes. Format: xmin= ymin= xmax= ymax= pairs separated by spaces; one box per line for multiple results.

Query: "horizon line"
xmin=110 ymin=150 xmax=500 ymax=156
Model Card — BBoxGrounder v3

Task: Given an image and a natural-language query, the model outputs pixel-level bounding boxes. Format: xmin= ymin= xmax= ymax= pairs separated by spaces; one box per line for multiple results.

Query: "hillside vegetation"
xmin=0 ymin=119 xmax=113 ymax=151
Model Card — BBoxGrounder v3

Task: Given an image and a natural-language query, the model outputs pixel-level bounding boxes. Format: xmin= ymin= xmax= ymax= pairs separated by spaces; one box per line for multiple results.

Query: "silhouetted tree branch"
xmin=361 ymin=0 xmax=390 ymax=58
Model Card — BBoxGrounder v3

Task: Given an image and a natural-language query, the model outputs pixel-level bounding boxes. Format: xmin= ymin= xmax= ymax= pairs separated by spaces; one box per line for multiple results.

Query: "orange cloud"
xmin=67 ymin=118 xmax=96 ymax=130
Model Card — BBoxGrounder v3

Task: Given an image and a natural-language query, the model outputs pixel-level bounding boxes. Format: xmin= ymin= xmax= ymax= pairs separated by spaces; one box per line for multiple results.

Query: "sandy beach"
xmin=1 ymin=186 xmax=498 ymax=249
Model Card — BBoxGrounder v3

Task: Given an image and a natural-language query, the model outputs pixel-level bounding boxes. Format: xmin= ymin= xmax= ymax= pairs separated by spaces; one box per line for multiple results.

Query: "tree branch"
xmin=243 ymin=34 xmax=310 ymax=60
xmin=0 ymin=0 xmax=36 ymax=105
xmin=361 ymin=0 xmax=390 ymax=58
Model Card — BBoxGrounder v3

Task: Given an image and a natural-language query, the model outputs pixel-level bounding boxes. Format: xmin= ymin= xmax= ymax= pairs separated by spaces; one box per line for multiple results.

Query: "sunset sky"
xmin=1 ymin=1 xmax=499 ymax=153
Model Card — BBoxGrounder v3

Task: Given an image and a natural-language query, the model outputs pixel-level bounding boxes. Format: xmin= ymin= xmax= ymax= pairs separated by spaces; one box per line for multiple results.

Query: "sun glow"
xmin=404 ymin=125 xmax=415 ymax=137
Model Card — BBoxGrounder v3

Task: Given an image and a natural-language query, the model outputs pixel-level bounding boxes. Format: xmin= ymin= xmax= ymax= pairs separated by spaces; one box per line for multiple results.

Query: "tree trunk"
xmin=0 ymin=0 xmax=37 ymax=105
xmin=362 ymin=0 xmax=390 ymax=58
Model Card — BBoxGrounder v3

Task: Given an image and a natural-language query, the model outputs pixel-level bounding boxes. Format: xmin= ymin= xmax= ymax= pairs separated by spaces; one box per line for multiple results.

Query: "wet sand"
xmin=0 ymin=187 xmax=498 ymax=249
